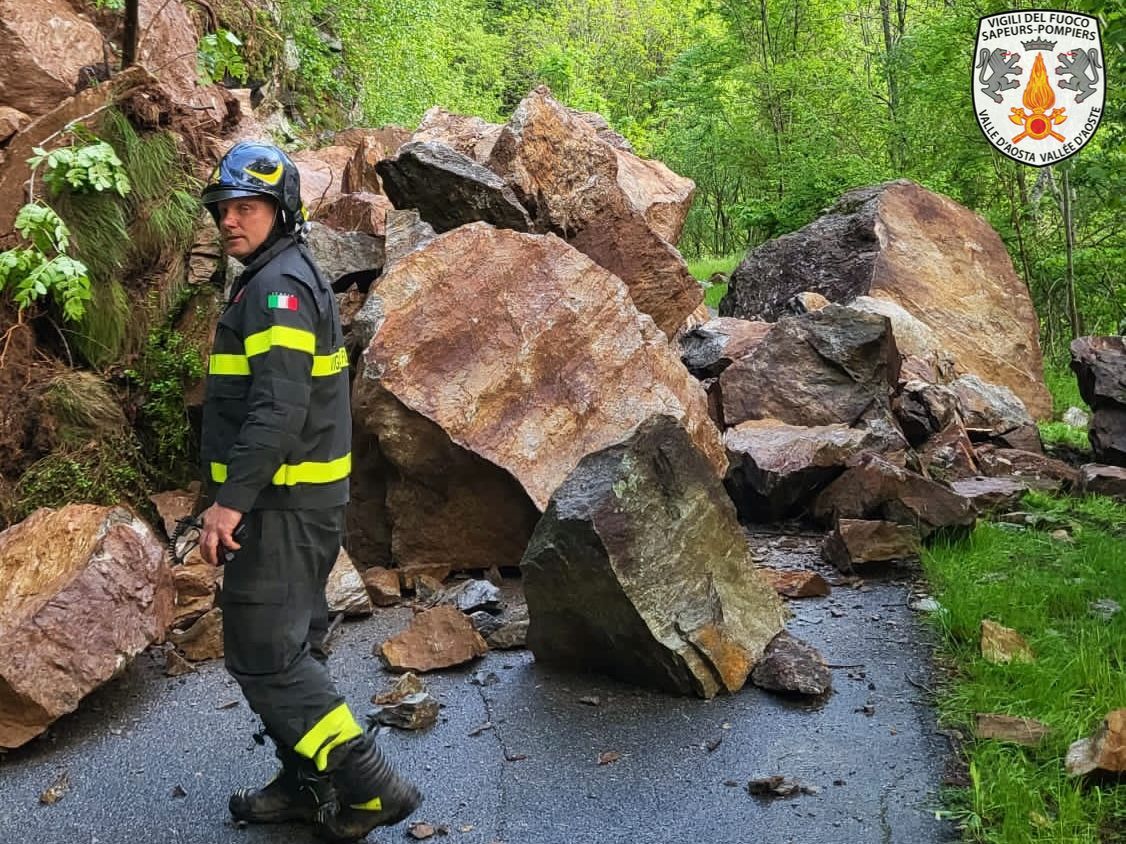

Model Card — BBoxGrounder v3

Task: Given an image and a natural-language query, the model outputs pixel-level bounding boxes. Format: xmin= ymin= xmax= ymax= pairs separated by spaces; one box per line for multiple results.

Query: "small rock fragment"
xmin=361 ymin=566 xmax=402 ymax=606
xmin=756 ymin=569 xmax=831 ymax=599
xmin=373 ymin=672 xmax=426 ymax=705
xmin=579 ymin=695 xmax=601 ymax=707
xmin=908 ymin=596 xmax=941 ymax=613
xmin=379 ymin=606 xmax=488 ymax=672
xmin=1089 ymin=598 xmax=1121 ymax=622
xmin=468 ymin=671 xmax=500 ymax=687
xmin=39 ymin=771 xmax=70 ymax=805
xmin=980 ymin=619 xmax=1035 ymax=665
xmin=468 ymin=611 xmax=505 ymax=638
xmin=597 ymin=751 xmax=621 ymax=765
xmin=408 ymin=821 xmax=437 ymax=839
xmin=750 ymin=632 xmax=832 ymax=696
xmin=747 ymin=776 xmax=815 ymax=798
xmin=485 ymin=619 xmax=529 ymax=650
xmin=164 ymin=649 xmax=196 ymax=677
xmin=170 ymin=784 xmax=188 ymax=798
xmin=369 ymin=692 xmax=440 ymax=730
xmin=1066 ymin=709 xmax=1126 ymax=776
xmin=445 ymin=579 xmax=503 ymax=614
xmin=169 ymin=607 xmax=224 ymax=662
xmin=974 ymin=713 xmax=1051 ymax=746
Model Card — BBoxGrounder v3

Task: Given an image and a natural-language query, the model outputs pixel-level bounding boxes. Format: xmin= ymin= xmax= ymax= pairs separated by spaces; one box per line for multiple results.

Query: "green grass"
xmin=1044 ymin=360 xmax=1088 ymax=419
xmin=687 ymin=253 xmax=742 ymax=311
xmin=922 ymin=491 xmax=1126 ymax=843
xmin=1038 ymin=421 xmax=1091 ymax=453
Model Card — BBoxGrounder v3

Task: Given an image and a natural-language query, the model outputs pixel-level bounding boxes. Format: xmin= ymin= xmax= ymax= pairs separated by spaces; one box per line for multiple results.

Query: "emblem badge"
xmin=973 ymin=10 xmax=1105 ymax=166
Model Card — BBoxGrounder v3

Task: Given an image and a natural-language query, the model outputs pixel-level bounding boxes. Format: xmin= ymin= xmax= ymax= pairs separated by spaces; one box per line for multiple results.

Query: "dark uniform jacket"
xmin=201 ymin=236 xmax=350 ymax=512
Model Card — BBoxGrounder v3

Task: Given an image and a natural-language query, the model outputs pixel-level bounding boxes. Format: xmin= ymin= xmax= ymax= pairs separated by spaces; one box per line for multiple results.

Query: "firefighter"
xmin=197 ymin=141 xmax=422 ymax=841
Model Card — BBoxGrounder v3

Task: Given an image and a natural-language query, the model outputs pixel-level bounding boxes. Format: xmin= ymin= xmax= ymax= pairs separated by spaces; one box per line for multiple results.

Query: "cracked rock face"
xmin=0 ymin=505 xmax=173 ymax=748
xmin=521 ymin=415 xmax=786 ymax=699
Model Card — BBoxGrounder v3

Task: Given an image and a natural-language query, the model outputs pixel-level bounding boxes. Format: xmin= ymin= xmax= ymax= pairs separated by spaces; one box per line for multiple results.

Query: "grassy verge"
xmin=687 ymin=253 xmax=742 ymax=310
xmin=922 ymin=491 xmax=1126 ymax=842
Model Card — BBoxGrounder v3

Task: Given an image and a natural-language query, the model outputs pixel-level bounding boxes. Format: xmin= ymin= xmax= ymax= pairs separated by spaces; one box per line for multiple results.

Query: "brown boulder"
xmin=1067 ymin=709 xmax=1126 ymax=776
xmin=721 ymin=181 xmax=1051 ymax=418
xmin=756 ymin=569 xmax=831 ymax=599
xmin=487 ymin=87 xmax=700 ymax=335
xmin=522 ymin=415 xmax=786 ymax=699
xmin=723 ymin=419 xmax=903 ymax=522
xmin=949 ymin=477 xmax=1031 ymax=514
xmin=719 ymin=305 xmax=899 ymax=428
xmin=974 ymin=444 xmax=1079 ymax=490
xmin=812 ymin=453 xmax=975 ymax=538
xmin=354 ymin=223 xmax=724 ymax=570
xmin=169 ymin=606 xmax=223 ymax=662
xmin=0 ymin=505 xmax=173 ymax=748
xmin=893 ymin=380 xmax=959 ymax=446
xmin=0 ymin=107 xmax=30 ymax=143
xmin=292 ymin=146 xmax=356 ymax=213
xmin=749 ymin=632 xmax=831 ymax=697
xmin=339 ymin=127 xmax=410 ymax=193
xmin=315 ymin=192 xmax=394 ymax=238
xmin=952 ymin=375 xmax=1041 ymax=452
xmin=412 ymin=107 xmax=502 ymax=163
xmin=822 ymin=519 xmax=922 ymax=570
xmin=0 ymin=0 xmax=104 ymax=118
xmin=378 ymin=605 xmax=487 ymax=673
xmin=612 ymin=148 xmax=695 ymax=245
xmin=918 ymin=421 xmax=979 ymax=482
xmin=980 ymin=619 xmax=1034 ymax=665
xmin=360 ymin=566 xmax=402 ymax=606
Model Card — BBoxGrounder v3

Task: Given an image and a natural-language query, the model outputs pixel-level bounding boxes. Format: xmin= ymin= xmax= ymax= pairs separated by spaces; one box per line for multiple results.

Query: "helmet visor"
xmin=201 ymin=186 xmax=276 ymax=206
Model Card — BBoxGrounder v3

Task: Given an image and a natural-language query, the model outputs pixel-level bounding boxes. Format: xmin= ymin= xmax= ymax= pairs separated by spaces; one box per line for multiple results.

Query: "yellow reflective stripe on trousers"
xmin=209 ymin=453 xmax=351 ymax=486
xmin=209 ymin=354 xmax=251 ymax=375
xmin=244 ymin=325 xmax=316 ymax=358
xmin=294 ymin=702 xmax=363 ymax=772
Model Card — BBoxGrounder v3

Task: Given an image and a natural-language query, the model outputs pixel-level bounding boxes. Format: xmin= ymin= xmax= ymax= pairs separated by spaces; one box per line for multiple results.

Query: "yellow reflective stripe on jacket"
xmin=209 ymin=348 xmax=346 ymax=377
xmin=244 ymin=325 xmax=316 ymax=358
xmin=208 ymin=354 xmax=251 ymax=376
xmin=210 ymin=453 xmax=351 ymax=486
xmin=311 ymin=347 xmax=349 ymax=377
xmin=294 ymin=702 xmax=364 ymax=772
xmin=351 ymin=796 xmax=383 ymax=811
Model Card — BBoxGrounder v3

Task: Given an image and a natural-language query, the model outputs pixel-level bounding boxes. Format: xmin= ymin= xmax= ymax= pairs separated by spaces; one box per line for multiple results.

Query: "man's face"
xmin=217 ymin=195 xmax=277 ymax=259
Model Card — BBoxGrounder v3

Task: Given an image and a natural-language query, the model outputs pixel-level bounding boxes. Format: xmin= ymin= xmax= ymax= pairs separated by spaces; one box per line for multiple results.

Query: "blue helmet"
xmin=202 ymin=141 xmax=306 ymax=233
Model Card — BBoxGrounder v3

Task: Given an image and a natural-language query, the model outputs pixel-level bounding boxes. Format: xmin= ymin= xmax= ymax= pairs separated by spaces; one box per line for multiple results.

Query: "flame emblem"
xmin=1009 ymin=53 xmax=1066 ymax=143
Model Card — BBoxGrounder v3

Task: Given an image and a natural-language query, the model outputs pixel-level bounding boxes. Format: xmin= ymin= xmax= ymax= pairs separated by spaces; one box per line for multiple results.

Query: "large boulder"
xmin=315 ymin=192 xmax=394 ymax=238
xmin=973 ymin=444 xmax=1079 ymax=490
xmin=305 ymin=222 xmax=382 ymax=286
xmin=677 ymin=317 xmax=773 ymax=380
xmin=487 ymin=87 xmax=700 ymax=336
xmin=353 ymin=223 xmax=725 ymax=571
xmin=522 ymin=416 xmax=787 ymax=698
xmin=0 ymin=0 xmax=104 ymax=118
xmin=292 ymin=146 xmax=356 ymax=213
xmin=952 ymin=375 xmax=1042 ymax=452
xmin=1070 ymin=336 xmax=1126 ymax=466
xmin=376 ymin=140 xmax=533 ymax=233
xmin=724 ymin=419 xmax=905 ymax=522
xmin=0 ymin=505 xmax=173 ymax=748
xmin=411 ymin=107 xmax=503 ymax=164
xmin=720 ymin=181 xmax=1052 ymax=418
xmin=719 ymin=305 xmax=899 ymax=428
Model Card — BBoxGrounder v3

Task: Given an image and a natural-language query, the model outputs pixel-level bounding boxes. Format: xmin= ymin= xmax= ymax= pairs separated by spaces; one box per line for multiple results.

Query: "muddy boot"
xmin=230 ymin=747 xmax=335 ymax=824
xmin=315 ymin=732 xmax=422 ymax=842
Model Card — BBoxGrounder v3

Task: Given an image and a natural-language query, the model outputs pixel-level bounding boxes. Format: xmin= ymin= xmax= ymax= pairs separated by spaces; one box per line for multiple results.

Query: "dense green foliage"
xmin=256 ymin=0 xmax=1121 ymax=362
xmin=923 ymin=492 xmax=1126 ymax=842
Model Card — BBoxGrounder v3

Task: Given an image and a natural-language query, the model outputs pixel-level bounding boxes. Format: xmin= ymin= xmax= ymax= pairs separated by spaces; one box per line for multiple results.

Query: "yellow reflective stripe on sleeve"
xmin=208 ymin=354 xmax=251 ymax=375
xmin=311 ymin=348 xmax=349 ymax=377
xmin=350 ymin=796 xmax=384 ymax=811
xmin=294 ymin=703 xmax=364 ymax=772
xmin=244 ymin=325 xmax=316 ymax=358
xmin=210 ymin=454 xmax=352 ymax=487
xmin=270 ymin=453 xmax=351 ymax=486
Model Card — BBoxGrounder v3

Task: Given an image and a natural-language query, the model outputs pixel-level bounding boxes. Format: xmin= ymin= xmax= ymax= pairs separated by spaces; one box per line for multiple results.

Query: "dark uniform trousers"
xmin=220 ymin=506 xmax=349 ymax=751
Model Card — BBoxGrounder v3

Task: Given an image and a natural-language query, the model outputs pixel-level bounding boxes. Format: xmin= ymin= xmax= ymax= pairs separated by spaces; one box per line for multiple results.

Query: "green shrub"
xmin=16 ymin=437 xmax=151 ymax=521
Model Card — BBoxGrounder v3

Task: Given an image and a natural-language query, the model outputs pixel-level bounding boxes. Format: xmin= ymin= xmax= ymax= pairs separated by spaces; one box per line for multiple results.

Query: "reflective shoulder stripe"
xmin=294 ymin=702 xmax=363 ymax=772
xmin=208 ymin=354 xmax=250 ymax=376
xmin=350 ymin=796 xmax=384 ymax=811
xmin=210 ymin=453 xmax=351 ymax=487
xmin=311 ymin=347 xmax=349 ymax=377
xmin=244 ymin=325 xmax=316 ymax=358
xmin=270 ymin=453 xmax=352 ymax=486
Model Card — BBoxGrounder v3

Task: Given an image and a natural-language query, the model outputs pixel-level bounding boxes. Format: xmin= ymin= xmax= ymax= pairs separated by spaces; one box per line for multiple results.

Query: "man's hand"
xmin=199 ymin=503 xmax=244 ymax=566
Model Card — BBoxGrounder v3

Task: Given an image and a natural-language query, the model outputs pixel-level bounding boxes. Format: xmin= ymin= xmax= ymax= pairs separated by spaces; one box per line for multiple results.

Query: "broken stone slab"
xmin=892 ymin=380 xmax=959 ymax=447
xmin=315 ymin=192 xmax=394 ymax=238
xmin=811 ymin=452 xmax=976 ymax=539
xmin=338 ymin=127 xmax=411 ymax=193
xmin=719 ymin=305 xmax=900 ymax=429
xmin=169 ymin=607 xmax=224 ymax=662
xmin=723 ymin=419 xmax=904 ymax=522
xmin=973 ymin=445 xmax=1080 ymax=490
xmin=326 ymin=548 xmax=373 ymax=617
xmin=0 ymin=106 xmax=30 ymax=143
xmin=749 ymin=632 xmax=831 ymax=697
xmin=1066 ymin=709 xmax=1126 ymax=776
xmin=721 ymin=181 xmax=1051 ymax=418
xmin=305 ymin=221 xmax=382 ymax=287
xmin=354 ymin=223 xmax=725 ymax=571
xmin=373 ymin=672 xmax=426 ymax=705
xmin=486 ymin=619 xmax=529 ymax=650
xmin=678 ymin=318 xmax=773 ymax=379
xmin=442 ymin=579 xmax=503 ymax=615
xmin=369 ymin=692 xmax=440 ymax=731
xmin=412 ymin=106 xmax=504 ymax=164
xmin=0 ymin=505 xmax=173 ymax=749
xmin=1078 ymin=464 xmax=1126 ymax=499
xmin=917 ymin=421 xmax=980 ymax=483
xmin=847 ymin=295 xmax=947 ymax=363
xmin=611 ymin=148 xmax=696 ymax=246
xmin=974 ymin=713 xmax=1051 ymax=746
xmin=952 ymin=375 xmax=1041 ymax=452
xmin=376 ymin=140 xmax=533 ymax=233
xmin=522 ymin=415 xmax=787 ymax=699
xmin=821 ymin=519 xmax=921 ymax=571
xmin=292 ymin=145 xmax=356 ymax=213
xmin=378 ymin=605 xmax=488 ymax=673
xmin=980 ymin=619 xmax=1034 ymax=665
xmin=360 ymin=566 xmax=402 ymax=607
xmin=468 ymin=611 xmax=505 ymax=639
xmin=755 ymin=569 xmax=831 ymax=599
xmin=949 ymin=477 xmax=1031 ymax=514
xmin=170 ymin=562 xmax=221 ymax=629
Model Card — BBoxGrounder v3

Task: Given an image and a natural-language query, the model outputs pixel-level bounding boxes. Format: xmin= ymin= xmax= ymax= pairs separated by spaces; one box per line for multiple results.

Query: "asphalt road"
xmin=0 ymin=531 xmax=956 ymax=844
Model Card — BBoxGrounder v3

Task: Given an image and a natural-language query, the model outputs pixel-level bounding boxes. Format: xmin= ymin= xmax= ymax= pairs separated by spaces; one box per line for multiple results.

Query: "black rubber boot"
xmin=315 ymin=732 xmax=422 ymax=842
xmin=230 ymin=748 xmax=335 ymax=824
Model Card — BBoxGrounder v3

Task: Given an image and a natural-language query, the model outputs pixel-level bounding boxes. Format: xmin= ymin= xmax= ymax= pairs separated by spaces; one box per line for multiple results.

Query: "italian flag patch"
xmin=267 ymin=292 xmax=299 ymax=311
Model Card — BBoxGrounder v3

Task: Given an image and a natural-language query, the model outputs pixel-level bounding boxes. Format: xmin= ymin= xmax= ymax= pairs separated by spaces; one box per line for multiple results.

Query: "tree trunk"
xmin=122 ymin=0 xmax=140 ymax=67
xmin=1061 ymin=167 xmax=1081 ymax=339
